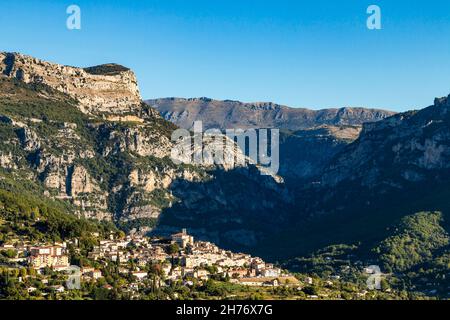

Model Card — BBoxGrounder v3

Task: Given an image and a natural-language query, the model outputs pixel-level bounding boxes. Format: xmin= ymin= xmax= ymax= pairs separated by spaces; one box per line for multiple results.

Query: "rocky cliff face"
xmin=146 ymin=97 xmax=395 ymax=131
xmin=257 ymin=94 xmax=450 ymax=261
xmin=321 ymin=96 xmax=450 ymax=189
xmin=278 ymin=125 xmax=361 ymax=184
xmin=0 ymin=52 xmax=141 ymax=114
xmin=0 ymin=53 xmax=290 ymax=249
xmin=146 ymin=97 xmax=393 ymax=185
xmin=274 ymin=93 xmax=450 ymax=227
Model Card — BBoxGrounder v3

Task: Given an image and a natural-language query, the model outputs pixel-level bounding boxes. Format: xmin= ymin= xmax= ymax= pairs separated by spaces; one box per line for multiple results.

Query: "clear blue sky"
xmin=2 ymin=0 xmax=450 ymax=111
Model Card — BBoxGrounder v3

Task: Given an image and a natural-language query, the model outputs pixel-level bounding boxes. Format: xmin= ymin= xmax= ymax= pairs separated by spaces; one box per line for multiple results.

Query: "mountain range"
xmin=150 ymin=92 xmax=450 ymax=262
xmin=147 ymin=98 xmax=395 ymax=184
xmin=2 ymin=52 xmax=450 ymax=297
xmin=147 ymin=97 xmax=395 ymax=131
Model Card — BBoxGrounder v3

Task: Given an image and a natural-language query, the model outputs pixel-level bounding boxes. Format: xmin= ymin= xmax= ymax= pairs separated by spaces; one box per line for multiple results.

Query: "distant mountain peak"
xmin=434 ymin=94 xmax=450 ymax=109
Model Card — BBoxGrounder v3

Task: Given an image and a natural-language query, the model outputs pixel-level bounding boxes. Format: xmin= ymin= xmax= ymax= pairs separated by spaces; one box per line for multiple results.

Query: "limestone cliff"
xmin=0 ymin=53 xmax=290 ymax=248
xmin=321 ymin=96 xmax=450 ymax=188
xmin=0 ymin=52 xmax=141 ymax=114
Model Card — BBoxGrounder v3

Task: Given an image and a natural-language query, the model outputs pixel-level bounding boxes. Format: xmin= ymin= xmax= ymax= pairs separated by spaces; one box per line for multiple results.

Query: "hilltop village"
xmin=0 ymin=229 xmax=304 ymax=299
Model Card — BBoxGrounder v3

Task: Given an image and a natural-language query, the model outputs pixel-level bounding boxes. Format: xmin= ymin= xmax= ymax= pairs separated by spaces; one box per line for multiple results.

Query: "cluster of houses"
xmin=0 ymin=229 xmax=299 ymax=290
xmin=28 ymin=245 xmax=70 ymax=271
xmin=0 ymin=242 xmax=70 ymax=271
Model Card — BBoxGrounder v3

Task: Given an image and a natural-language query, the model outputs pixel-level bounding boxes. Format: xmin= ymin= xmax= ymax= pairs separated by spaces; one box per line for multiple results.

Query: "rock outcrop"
xmin=278 ymin=125 xmax=361 ymax=184
xmin=321 ymin=96 xmax=450 ymax=188
xmin=0 ymin=52 xmax=141 ymax=114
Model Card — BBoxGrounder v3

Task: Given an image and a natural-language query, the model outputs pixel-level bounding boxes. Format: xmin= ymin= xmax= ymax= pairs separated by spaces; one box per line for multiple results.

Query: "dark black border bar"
xmin=0 ymin=300 xmax=447 ymax=319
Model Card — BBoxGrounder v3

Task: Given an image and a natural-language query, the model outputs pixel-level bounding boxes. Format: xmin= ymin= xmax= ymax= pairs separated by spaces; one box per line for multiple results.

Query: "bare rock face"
xmin=69 ymin=166 xmax=110 ymax=220
xmin=70 ymin=165 xmax=98 ymax=196
xmin=0 ymin=52 xmax=141 ymax=114
xmin=16 ymin=126 xmax=41 ymax=151
xmin=171 ymin=133 xmax=252 ymax=172
xmin=124 ymin=166 xmax=208 ymax=221
xmin=0 ymin=152 xmax=17 ymax=169
xmin=100 ymin=124 xmax=172 ymax=158
xmin=321 ymin=95 xmax=450 ymax=188
xmin=129 ymin=169 xmax=158 ymax=193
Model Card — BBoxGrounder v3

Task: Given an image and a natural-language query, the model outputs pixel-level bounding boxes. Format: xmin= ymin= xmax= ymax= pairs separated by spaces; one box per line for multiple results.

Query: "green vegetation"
xmin=83 ymin=64 xmax=130 ymax=76
xmin=285 ymin=244 xmax=360 ymax=280
xmin=374 ymin=212 xmax=449 ymax=272
xmin=117 ymin=218 xmax=158 ymax=234
xmin=0 ymin=78 xmax=83 ymax=123
xmin=0 ymin=172 xmax=118 ymax=244
xmin=284 ymin=211 xmax=450 ymax=299
xmin=0 ymin=77 xmax=191 ymax=228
